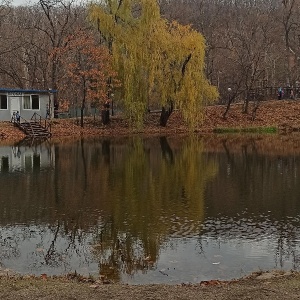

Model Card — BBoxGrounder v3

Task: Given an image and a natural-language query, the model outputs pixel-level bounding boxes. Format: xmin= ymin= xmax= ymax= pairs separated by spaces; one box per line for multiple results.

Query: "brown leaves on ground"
xmin=203 ymin=100 xmax=300 ymax=132
xmin=199 ymin=280 xmax=227 ymax=286
xmin=50 ymin=100 xmax=300 ymax=138
xmin=2 ymin=99 xmax=300 ymax=143
xmin=0 ymin=122 xmax=26 ymax=143
xmin=49 ymin=113 xmax=187 ymax=140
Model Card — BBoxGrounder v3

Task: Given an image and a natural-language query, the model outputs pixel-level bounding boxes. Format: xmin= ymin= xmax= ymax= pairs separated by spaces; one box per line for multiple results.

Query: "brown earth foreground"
xmin=1 ymin=100 xmax=300 ymax=299
xmin=0 ymin=270 xmax=300 ymax=300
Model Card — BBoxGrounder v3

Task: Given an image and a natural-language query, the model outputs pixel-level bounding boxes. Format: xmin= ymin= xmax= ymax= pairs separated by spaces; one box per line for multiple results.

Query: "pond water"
xmin=0 ymin=135 xmax=300 ymax=284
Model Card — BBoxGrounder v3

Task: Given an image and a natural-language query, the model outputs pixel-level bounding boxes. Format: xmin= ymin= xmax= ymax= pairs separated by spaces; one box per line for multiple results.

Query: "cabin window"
xmin=23 ymin=96 xmax=31 ymax=109
xmin=23 ymin=95 xmax=40 ymax=110
xmin=32 ymin=95 xmax=39 ymax=110
xmin=0 ymin=95 xmax=7 ymax=109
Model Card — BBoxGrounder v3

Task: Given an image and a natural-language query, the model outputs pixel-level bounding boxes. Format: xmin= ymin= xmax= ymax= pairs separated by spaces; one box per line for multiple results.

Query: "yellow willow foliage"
xmin=89 ymin=0 xmax=219 ymax=128
xmin=108 ymin=136 xmax=218 ymax=257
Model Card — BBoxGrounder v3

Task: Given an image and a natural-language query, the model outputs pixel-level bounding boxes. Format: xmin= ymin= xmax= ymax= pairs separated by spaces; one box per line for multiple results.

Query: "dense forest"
xmin=0 ymin=0 xmax=298 ymax=125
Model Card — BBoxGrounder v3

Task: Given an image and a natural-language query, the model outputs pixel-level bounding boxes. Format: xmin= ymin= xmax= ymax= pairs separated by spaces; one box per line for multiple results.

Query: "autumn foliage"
xmin=88 ymin=0 xmax=218 ymax=128
xmin=52 ymin=29 xmax=119 ymax=127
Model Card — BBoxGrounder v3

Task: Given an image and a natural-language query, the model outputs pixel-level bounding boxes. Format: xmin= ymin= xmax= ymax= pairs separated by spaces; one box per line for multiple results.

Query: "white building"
xmin=0 ymin=88 xmax=56 ymax=121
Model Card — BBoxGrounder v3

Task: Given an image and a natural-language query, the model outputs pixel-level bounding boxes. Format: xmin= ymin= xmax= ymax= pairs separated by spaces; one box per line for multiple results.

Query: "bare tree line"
xmin=160 ymin=0 xmax=300 ymax=112
xmin=0 ymin=0 xmax=87 ymax=108
xmin=0 ymin=0 xmax=298 ymax=113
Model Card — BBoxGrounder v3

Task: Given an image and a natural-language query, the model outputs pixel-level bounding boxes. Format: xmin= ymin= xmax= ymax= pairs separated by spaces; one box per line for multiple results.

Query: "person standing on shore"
xmin=16 ymin=111 xmax=20 ymax=122
xmin=278 ymin=87 xmax=283 ymax=100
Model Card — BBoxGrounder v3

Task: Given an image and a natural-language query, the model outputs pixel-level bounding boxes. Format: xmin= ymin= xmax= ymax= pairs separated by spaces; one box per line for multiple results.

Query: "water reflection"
xmin=0 ymin=138 xmax=54 ymax=173
xmin=0 ymin=135 xmax=300 ymax=283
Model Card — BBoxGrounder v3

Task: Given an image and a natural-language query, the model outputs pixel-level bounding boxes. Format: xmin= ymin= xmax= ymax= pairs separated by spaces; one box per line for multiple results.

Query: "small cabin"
xmin=0 ymin=88 xmax=56 ymax=121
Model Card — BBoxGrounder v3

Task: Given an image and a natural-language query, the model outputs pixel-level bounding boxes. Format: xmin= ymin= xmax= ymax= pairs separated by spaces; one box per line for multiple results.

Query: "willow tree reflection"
xmin=0 ymin=136 xmax=218 ymax=278
xmin=88 ymin=136 xmax=218 ymax=280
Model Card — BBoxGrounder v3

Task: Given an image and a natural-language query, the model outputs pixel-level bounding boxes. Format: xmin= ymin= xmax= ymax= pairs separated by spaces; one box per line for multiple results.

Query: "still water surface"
xmin=0 ymin=135 xmax=300 ymax=284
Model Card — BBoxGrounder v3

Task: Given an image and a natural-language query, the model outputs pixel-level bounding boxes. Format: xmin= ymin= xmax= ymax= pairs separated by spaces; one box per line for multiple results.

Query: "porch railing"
xmin=30 ymin=112 xmax=52 ymax=133
xmin=12 ymin=112 xmax=52 ymax=137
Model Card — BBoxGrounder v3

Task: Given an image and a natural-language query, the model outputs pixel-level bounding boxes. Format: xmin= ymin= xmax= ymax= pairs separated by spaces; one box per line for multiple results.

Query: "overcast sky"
xmin=11 ymin=0 xmax=37 ymax=5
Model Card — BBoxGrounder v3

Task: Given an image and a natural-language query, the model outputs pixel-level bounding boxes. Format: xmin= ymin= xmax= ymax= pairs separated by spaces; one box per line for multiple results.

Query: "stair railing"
xmin=31 ymin=112 xmax=42 ymax=124
xmin=13 ymin=115 xmax=35 ymax=136
xmin=31 ymin=112 xmax=52 ymax=136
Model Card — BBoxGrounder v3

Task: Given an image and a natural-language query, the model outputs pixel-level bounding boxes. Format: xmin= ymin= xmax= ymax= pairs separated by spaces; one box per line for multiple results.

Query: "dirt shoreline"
xmin=1 ymin=270 xmax=300 ymax=299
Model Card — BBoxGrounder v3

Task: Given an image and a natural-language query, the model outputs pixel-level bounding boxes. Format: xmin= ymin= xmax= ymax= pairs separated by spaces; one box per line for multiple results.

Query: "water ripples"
xmin=200 ymin=213 xmax=300 ymax=241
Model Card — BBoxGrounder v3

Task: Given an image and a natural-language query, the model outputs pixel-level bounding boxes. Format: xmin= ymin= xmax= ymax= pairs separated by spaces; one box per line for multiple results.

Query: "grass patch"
xmin=213 ymin=126 xmax=277 ymax=134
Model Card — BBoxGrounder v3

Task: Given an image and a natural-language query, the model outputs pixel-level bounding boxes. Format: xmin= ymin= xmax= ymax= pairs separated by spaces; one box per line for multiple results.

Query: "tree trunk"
xmin=81 ymin=84 xmax=86 ymax=128
xmin=101 ymin=109 xmax=110 ymax=125
xmin=251 ymin=101 xmax=259 ymax=121
xmin=80 ymin=107 xmax=84 ymax=128
xmin=223 ymin=96 xmax=233 ymax=119
xmin=243 ymin=93 xmax=250 ymax=114
xmin=243 ymin=100 xmax=249 ymax=114
xmin=223 ymin=93 xmax=236 ymax=119
xmin=160 ymin=101 xmax=173 ymax=127
xmin=102 ymin=100 xmax=110 ymax=125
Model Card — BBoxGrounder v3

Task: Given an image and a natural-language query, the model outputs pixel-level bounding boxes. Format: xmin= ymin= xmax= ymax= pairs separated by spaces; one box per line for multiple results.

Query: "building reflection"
xmin=0 ymin=138 xmax=54 ymax=173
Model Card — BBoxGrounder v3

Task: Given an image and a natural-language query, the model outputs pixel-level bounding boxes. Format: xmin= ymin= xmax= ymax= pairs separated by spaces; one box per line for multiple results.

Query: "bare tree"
xmin=160 ymin=0 xmax=287 ymax=117
xmin=34 ymin=1 xmax=86 ymax=90
xmin=279 ymin=0 xmax=300 ymax=87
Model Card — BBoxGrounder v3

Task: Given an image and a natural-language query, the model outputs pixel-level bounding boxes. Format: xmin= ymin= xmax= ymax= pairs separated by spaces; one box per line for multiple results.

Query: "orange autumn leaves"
xmin=52 ymin=29 xmax=119 ymax=111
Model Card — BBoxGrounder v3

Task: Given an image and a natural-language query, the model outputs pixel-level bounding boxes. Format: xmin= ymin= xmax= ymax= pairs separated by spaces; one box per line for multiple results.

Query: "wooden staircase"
xmin=13 ymin=113 xmax=51 ymax=138
xmin=18 ymin=121 xmax=51 ymax=137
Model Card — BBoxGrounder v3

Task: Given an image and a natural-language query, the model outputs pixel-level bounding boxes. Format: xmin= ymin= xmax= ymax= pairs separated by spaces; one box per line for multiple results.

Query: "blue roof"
xmin=0 ymin=88 xmax=57 ymax=94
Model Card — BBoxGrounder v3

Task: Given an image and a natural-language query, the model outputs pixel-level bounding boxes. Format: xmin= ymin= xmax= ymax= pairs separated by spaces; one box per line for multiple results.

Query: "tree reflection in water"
xmin=87 ymin=136 xmax=217 ymax=281
xmin=1 ymin=135 xmax=300 ymax=282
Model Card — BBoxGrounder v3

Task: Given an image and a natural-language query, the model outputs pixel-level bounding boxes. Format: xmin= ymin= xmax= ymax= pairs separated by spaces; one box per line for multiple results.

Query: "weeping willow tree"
xmin=89 ymin=0 xmax=218 ymax=128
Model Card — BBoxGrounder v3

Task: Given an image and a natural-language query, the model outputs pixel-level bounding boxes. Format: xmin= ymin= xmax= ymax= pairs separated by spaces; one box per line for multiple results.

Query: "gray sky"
xmin=11 ymin=0 xmax=37 ymax=5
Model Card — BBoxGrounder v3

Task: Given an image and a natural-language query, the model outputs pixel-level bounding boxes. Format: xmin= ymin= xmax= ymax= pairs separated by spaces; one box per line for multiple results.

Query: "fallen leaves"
xmin=0 ymin=122 xmax=26 ymax=142
xmin=199 ymin=280 xmax=226 ymax=286
xmin=202 ymin=100 xmax=300 ymax=133
xmin=45 ymin=100 xmax=300 ymax=137
xmin=2 ymin=99 xmax=300 ymax=144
